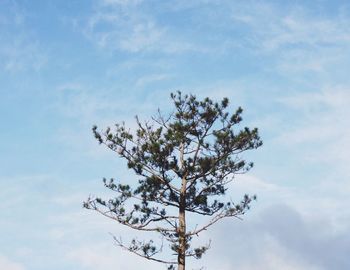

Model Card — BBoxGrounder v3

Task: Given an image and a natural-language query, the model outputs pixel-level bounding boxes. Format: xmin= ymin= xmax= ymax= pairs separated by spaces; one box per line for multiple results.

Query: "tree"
xmin=84 ymin=91 xmax=262 ymax=270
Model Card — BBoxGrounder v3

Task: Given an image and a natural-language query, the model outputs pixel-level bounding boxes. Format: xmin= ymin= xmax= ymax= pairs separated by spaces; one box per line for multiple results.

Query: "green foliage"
xmin=85 ymin=91 xmax=262 ymax=268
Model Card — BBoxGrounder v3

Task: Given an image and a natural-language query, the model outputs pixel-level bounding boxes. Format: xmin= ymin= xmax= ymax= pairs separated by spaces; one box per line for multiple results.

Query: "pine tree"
xmin=84 ymin=91 xmax=262 ymax=270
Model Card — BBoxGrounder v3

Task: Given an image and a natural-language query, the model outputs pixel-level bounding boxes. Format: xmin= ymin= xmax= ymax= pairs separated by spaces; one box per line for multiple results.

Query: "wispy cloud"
xmin=277 ymin=86 xmax=350 ymax=169
xmin=231 ymin=2 xmax=350 ymax=50
xmin=67 ymin=243 xmax=164 ymax=270
xmin=0 ymin=255 xmax=25 ymax=270
xmin=135 ymin=73 xmax=172 ymax=87
xmin=0 ymin=39 xmax=47 ymax=72
xmin=230 ymin=2 xmax=350 ymax=74
xmin=77 ymin=1 xmax=350 ymax=76
xmin=76 ymin=0 xmax=207 ymax=54
xmin=0 ymin=2 xmax=47 ymax=73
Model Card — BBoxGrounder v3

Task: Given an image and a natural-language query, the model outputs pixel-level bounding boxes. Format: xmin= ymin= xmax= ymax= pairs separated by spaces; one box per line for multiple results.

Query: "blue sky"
xmin=1 ymin=0 xmax=350 ymax=269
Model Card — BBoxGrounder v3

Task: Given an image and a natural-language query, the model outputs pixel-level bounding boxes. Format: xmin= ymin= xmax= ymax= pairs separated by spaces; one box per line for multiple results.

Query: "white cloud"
xmin=231 ymin=3 xmax=350 ymax=50
xmin=229 ymin=2 xmax=350 ymax=75
xmin=0 ymin=255 xmax=25 ymax=270
xmin=52 ymin=83 xmax=145 ymax=159
xmin=82 ymin=10 xmax=166 ymax=52
xmin=263 ymin=16 xmax=350 ymax=51
xmin=68 ymin=244 xmax=164 ymax=270
xmin=119 ymin=22 xmax=165 ymax=53
xmin=279 ymin=86 xmax=350 ymax=111
xmin=1 ymin=39 xmax=47 ymax=72
xmin=78 ymin=1 xmax=206 ymax=54
xmin=277 ymin=87 xmax=350 ymax=171
xmin=0 ymin=3 xmax=47 ymax=72
xmin=72 ymin=1 xmax=350 ymax=73
xmin=259 ymin=86 xmax=350 ymax=231
xmin=135 ymin=73 xmax=172 ymax=87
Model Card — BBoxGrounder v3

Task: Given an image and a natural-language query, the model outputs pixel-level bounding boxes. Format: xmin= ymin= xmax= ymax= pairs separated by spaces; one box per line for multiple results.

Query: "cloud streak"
xmin=0 ymin=2 xmax=47 ymax=73
xmin=80 ymin=7 xmax=194 ymax=53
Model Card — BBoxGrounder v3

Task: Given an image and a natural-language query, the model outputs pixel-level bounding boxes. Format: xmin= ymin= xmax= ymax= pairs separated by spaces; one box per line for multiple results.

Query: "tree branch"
xmin=186 ymin=210 xmax=243 ymax=237
xmin=113 ymin=236 xmax=178 ymax=265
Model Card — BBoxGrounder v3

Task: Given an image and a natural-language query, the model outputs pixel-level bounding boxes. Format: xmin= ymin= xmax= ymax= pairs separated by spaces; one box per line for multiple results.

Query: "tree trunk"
xmin=178 ymin=143 xmax=186 ymax=270
xmin=178 ymin=203 xmax=186 ymax=270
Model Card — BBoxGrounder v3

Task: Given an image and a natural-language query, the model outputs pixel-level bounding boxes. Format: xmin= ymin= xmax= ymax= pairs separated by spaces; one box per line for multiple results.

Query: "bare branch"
xmin=85 ymin=200 xmax=176 ymax=233
xmin=112 ymin=235 xmax=178 ymax=265
xmin=186 ymin=210 xmax=243 ymax=237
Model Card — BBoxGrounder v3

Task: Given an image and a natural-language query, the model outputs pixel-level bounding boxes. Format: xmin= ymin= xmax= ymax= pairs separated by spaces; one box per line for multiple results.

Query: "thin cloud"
xmin=0 ymin=255 xmax=25 ymax=270
xmin=0 ymin=4 xmax=47 ymax=73
xmin=229 ymin=2 xmax=350 ymax=75
xmin=67 ymin=244 xmax=164 ymax=270
xmin=135 ymin=73 xmax=172 ymax=87
xmin=78 ymin=0 xmax=209 ymax=54
xmin=276 ymin=87 xmax=350 ymax=169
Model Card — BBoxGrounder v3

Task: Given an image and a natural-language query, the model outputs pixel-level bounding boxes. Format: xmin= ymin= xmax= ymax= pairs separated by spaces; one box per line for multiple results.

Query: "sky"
xmin=1 ymin=0 xmax=350 ymax=269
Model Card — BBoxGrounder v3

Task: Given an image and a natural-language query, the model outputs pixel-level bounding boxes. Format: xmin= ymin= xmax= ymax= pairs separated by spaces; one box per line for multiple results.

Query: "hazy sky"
xmin=1 ymin=1 xmax=350 ymax=269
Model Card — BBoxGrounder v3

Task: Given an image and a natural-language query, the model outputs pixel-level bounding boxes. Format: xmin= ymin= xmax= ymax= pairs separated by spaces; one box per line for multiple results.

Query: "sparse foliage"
xmin=84 ymin=92 xmax=262 ymax=270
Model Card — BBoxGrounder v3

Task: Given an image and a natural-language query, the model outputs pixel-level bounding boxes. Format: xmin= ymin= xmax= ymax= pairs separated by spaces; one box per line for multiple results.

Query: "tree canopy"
xmin=84 ymin=91 xmax=262 ymax=270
